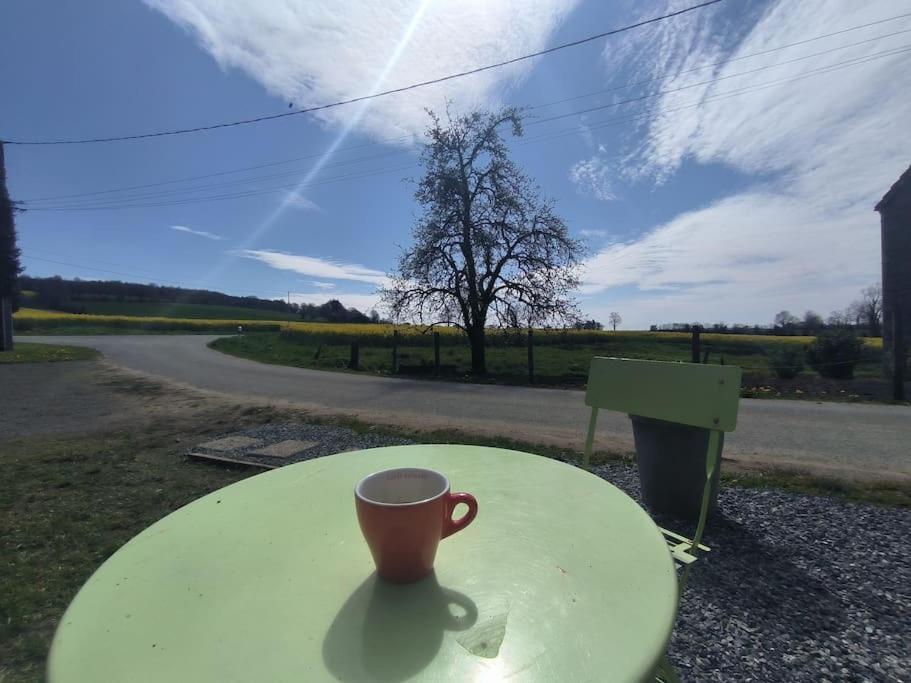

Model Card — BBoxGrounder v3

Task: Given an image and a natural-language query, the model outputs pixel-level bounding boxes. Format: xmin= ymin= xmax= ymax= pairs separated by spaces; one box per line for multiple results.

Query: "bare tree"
xmin=846 ymin=300 xmax=864 ymax=327
xmin=803 ymin=310 xmax=824 ymax=333
xmin=860 ymin=283 xmax=882 ymax=337
xmin=826 ymin=310 xmax=847 ymax=327
xmin=608 ymin=312 xmax=622 ymax=331
xmin=382 ymin=108 xmax=584 ymax=374
xmin=773 ymin=310 xmax=800 ymax=333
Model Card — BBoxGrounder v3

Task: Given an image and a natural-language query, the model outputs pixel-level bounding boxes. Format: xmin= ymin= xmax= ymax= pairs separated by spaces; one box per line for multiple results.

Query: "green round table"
xmin=48 ymin=445 xmax=678 ymax=682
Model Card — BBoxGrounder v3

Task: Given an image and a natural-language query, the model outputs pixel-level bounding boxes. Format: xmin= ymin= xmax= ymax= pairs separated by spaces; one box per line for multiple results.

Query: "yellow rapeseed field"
xmin=13 ymin=308 xmax=880 ymax=347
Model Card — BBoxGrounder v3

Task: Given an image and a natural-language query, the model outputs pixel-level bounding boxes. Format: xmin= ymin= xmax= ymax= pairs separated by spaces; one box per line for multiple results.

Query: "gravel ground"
xmin=592 ymin=462 xmax=911 ymax=683
xmin=189 ymin=425 xmax=910 ymax=681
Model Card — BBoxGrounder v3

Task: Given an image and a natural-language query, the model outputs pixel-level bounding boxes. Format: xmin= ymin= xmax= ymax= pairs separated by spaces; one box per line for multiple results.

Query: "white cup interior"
xmin=356 ymin=468 xmax=449 ymax=506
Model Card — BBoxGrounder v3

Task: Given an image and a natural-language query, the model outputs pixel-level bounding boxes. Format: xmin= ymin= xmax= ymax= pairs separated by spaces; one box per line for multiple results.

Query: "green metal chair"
xmin=582 ymin=356 xmax=741 ymax=576
xmin=581 ymin=357 xmax=742 ymax=682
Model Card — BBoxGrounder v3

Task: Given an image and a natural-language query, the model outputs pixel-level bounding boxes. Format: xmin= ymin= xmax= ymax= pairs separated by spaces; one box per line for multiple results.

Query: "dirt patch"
xmin=0 ymin=360 xmax=262 ymax=441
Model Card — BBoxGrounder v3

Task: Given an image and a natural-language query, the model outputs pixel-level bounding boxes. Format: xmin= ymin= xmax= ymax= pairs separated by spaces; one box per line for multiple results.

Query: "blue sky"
xmin=2 ymin=0 xmax=910 ymax=328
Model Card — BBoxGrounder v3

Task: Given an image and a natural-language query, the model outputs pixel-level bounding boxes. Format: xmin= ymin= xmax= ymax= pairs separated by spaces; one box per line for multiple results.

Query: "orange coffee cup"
xmin=355 ymin=468 xmax=478 ymax=583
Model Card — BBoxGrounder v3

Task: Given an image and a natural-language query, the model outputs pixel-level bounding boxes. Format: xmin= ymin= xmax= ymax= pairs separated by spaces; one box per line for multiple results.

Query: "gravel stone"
xmin=591 ymin=461 xmax=911 ymax=682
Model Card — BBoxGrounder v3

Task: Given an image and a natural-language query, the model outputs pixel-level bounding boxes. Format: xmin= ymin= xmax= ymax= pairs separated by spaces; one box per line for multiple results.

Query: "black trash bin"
xmin=629 ymin=415 xmax=723 ymax=520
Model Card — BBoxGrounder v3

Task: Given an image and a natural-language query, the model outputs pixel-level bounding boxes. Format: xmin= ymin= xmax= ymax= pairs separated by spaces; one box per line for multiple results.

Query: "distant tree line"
xmin=650 ymin=283 xmax=883 ymax=337
xmin=20 ymin=275 xmax=382 ymax=324
xmin=572 ymin=319 xmax=604 ymax=330
xmin=298 ymin=298 xmax=382 ymax=324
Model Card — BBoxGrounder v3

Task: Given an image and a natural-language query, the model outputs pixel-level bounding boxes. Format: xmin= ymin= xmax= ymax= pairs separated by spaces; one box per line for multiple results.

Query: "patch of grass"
xmin=210 ymin=332 xmax=889 ymax=401
xmin=722 ymin=469 xmax=911 ymax=507
xmin=0 ymin=343 xmax=99 ymax=364
xmin=0 ymin=407 xmax=283 ymax=682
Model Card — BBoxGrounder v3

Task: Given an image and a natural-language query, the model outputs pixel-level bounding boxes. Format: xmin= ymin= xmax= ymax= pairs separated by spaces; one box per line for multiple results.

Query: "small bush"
xmin=807 ymin=331 xmax=865 ymax=379
xmin=768 ymin=347 xmax=805 ymax=379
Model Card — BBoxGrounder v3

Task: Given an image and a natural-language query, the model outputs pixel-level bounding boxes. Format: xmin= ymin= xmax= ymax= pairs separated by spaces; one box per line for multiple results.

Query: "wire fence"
xmin=265 ymin=327 xmax=882 ymax=380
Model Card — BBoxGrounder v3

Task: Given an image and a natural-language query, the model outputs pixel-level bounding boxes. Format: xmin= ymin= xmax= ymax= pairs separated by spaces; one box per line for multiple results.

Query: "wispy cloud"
xmin=309 ymin=280 xmax=336 ymax=289
xmin=240 ymin=249 xmax=387 ymax=285
xmin=569 ymin=156 xmax=616 ymax=201
xmin=284 ymin=192 xmax=322 ymax=212
xmin=169 ymin=225 xmax=223 ymax=240
xmin=582 ymin=0 xmax=911 ymax=328
xmin=579 ymin=228 xmax=608 ymax=239
xmin=144 ymin=0 xmax=581 ymax=140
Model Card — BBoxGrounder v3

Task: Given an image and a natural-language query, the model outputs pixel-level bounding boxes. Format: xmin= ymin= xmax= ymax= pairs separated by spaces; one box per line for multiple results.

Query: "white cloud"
xmin=284 ymin=192 xmax=322 ymax=211
xmin=569 ymin=156 xmax=616 ymax=200
xmin=169 ymin=225 xmax=223 ymax=240
xmin=579 ymin=228 xmax=608 ymax=238
xmin=291 ymin=291 xmax=380 ymax=313
xmin=581 ymin=191 xmax=876 ymax=327
xmin=309 ymin=280 xmax=335 ymax=289
xmin=145 ymin=0 xmax=581 ymax=141
xmin=582 ymin=0 xmax=911 ymax=328
xmin=240 ymin=249 xmax=388 ymax=285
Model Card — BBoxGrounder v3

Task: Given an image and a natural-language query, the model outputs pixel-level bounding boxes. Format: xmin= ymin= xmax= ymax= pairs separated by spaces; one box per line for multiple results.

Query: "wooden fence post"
xmin=0 ymin=297 xmax=12 ymax=352
xmin=349 ymin=340 xmax=359 ymax=370
xmin=691 ymin=326 xmax=701 ymax=364
xmin=527 ymin=328 xmax=534 ymax=384
xmin=392 ymin=330 xmax=399 ymax=373
xmin=894 ymin=315 xmax=906 ymax=402
xmin=433 ymin=331 xmax=441 ymax=375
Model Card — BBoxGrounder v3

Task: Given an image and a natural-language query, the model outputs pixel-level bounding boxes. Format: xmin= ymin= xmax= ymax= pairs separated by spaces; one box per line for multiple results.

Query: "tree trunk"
xmin=469 ymin=326 xmax=486 ymax=375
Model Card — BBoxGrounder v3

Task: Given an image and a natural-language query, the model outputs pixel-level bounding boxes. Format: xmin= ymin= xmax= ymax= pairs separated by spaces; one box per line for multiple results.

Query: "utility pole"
xmin=0 ymin=141 xmax=22 ymax=352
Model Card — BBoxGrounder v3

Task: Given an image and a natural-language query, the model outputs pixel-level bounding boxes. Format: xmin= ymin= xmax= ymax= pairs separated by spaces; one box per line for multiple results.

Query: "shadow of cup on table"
xmin=322 ymin=571 xmax=478 ymax=682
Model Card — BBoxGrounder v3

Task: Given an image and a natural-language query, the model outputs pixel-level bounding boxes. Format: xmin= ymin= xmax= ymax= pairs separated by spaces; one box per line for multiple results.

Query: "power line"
xmin=524 ymin=43 xmax=911 ymax=146
xmin=528 ymin=25 xmax=911 ymax=118
xmin=2 ymin=0 xmax=724 ymax=146
xmin=22 ymin=42 xmax=911 ymax=212
xmin=22 ymin=163 xmax=418 ymax=211
xmin=16 ymin=13 xmax=911 ymax=207
xmin=18 ymin=138 xmax=413 ymax=203
xmin=528 ymin=11 xmax=911 ymax=111
xmin=528 ymin=35 xmax=911 ymax=127
xmin=22 ymin=148 xmax=411 ymax=208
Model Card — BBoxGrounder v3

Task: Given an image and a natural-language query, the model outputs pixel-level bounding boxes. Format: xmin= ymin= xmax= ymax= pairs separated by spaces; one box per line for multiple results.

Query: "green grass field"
xmin=0 ymin=343 xmax=100 ymax=364
xmin=210 ymin=330 xmax=887 ymax=397
xmin=42 ymin=301 xmax=300 ymax=321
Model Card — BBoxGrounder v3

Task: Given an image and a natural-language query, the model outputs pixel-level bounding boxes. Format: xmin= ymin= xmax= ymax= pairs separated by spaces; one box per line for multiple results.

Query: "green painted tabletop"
xmin=48 ymin=445 xmax=678 ymax=683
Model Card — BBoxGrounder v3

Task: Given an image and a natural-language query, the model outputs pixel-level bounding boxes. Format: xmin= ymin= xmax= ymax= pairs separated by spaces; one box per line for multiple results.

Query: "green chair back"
xmin=583 ymin=357 xmax=741 ymax=466
xmin=582 ymin=357 xmax=742 ymax=592
xmin=585 ymin=356 xmax=741 ymax=430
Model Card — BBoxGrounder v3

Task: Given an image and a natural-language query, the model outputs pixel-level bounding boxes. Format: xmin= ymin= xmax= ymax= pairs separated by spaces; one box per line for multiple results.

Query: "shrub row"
xmin=769 ymin=330 xmax=868 ymax=379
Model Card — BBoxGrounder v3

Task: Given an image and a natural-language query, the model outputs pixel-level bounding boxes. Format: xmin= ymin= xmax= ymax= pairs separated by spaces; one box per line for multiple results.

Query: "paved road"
xmin=21 ymin=335 xmax=911 ymax=482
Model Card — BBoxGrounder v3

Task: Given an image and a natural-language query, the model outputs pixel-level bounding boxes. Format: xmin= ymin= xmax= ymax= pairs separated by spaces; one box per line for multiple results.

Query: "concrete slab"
xmin=198 ymin=436 xmax=263 ymax=451
xmin=249 ymin=439 xmax=318 ymax=458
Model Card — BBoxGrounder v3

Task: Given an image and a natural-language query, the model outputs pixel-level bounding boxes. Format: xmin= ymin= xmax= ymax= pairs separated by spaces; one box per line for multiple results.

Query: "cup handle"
xmin=442 ymin=492 xmax=478 ymax=539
